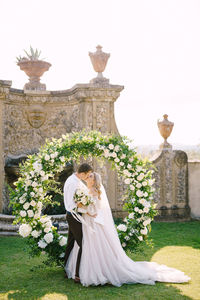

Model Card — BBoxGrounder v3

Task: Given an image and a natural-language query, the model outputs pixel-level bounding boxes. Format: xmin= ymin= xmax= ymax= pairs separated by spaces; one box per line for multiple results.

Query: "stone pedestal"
xmin=152 ymin=148 xmax=190 ymax=221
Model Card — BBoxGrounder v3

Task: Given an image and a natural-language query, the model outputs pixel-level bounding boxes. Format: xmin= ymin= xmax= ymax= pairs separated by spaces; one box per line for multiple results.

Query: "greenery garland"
xmin=9 ymin=130 xmax=157 ymax=266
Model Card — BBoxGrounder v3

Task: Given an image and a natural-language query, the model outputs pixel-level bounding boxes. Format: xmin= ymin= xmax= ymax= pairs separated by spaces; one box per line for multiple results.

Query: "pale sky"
xmin=1 ymin=0 xmax=200 ymax=147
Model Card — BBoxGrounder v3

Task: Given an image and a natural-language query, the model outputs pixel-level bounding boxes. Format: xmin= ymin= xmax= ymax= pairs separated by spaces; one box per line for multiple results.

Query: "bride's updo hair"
xmin=93 ymin=172 xmax=102 ymax=200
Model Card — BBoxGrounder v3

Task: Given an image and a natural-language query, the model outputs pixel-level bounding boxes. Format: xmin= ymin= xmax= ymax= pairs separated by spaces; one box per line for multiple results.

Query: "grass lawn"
xmin=0 ymin=221 xmax=200 ymax=300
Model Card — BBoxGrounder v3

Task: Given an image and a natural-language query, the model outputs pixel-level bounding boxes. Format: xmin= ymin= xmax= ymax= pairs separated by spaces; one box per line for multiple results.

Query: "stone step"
xmin=0 ymin=214 xmax=68 ymax=235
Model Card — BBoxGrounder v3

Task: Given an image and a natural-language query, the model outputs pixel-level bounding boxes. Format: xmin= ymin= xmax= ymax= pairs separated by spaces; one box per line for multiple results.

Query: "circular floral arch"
xmin=10 ymin=130 xmax=156 ymax=266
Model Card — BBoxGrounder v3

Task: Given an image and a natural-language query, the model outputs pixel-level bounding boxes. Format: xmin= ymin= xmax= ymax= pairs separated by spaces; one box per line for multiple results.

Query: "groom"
xmin=63 ymin=163 xmax=93 ymax=283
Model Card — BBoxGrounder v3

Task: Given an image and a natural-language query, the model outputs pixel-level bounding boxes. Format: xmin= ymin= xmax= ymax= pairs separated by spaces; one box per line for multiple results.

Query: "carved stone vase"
xmin=89 ymin=45 xmax=110 ymax=85
xmin=157 ymin=114 xmax=174 ymax=150
xmin=17 ymin=60 xmax=51 ymax=91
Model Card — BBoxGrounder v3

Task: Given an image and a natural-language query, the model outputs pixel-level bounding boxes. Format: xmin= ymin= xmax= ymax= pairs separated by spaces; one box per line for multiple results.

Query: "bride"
xmin=64 ymin=172 xmax=191 ymax=287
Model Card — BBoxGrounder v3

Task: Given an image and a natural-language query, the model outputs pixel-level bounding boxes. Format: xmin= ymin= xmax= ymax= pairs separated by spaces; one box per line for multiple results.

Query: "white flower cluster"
xmin=19 ymin=223 xmax=32 ymax=237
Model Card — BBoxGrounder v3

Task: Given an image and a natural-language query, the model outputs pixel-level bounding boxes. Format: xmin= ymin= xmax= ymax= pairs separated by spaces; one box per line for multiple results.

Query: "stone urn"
xmin=17 ymin=60 xmax=51 ymax=91
xmin=157 ymin=114 xmax=174 ymax=150
xmin=89 ymin=45 xmax=110 ymax=85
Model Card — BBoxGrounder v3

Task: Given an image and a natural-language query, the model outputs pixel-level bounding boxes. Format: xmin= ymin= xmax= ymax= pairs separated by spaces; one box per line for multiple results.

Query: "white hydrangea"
xmin=117 ymin=224 xmax=127 ymax=232
xmin=19 ymin=223 xmax=32 ymax=237
xmin=44 ymin=232 xmax=54 ymax=244
xmin=20 ymin=210 xmax=27 ymax=217
xmin=59 ymin=236 xmax=68 ymax=246
xmin=38 ymin=239 xmax=47 ymax=249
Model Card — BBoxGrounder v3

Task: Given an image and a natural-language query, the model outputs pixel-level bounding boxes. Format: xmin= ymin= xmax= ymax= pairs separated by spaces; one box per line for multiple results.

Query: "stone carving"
xmin=174 ymin=151 xmax=188 ymax=168
xmin=96 ymin=103 xmax=109 ymax=132
xmin=25 ymin=105 xmax=46 ymax=128
xmin=153 ymin=149 xmax=190 ymax=221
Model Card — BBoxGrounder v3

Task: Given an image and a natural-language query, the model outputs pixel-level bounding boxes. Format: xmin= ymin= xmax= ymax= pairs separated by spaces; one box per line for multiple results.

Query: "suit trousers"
xmin=64 ymin=213 xmax=83 ymax=277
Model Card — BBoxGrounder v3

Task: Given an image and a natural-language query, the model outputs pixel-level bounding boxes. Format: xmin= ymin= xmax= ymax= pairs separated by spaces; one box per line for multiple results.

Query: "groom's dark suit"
xmin=64 ymin=173 xmax=85 ymax=278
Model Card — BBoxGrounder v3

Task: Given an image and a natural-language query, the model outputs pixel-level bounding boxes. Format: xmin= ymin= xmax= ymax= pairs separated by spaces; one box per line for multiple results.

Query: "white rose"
xmin=108 ymin=144 xmax=114 ymax=150
xmin=114 ymin=158 xmax=120 ymax=163
xmin=40 ymin=170 xmax=45 ymax=177
xmin=122 ymin=242 xmax=126 ymax=247
xmin=125 ymin=236 xmax=130 ymax=241
xmin=60 ymin=156 xmax=65 ymax=162
xmin=130 ymin=185 xmax=135 ymax=191
xmin=23 ymin=202 xmax=30 ymax=210
xmin=139 ymin=198 xmax=145 ymax=205
xmin=121 ymin=154 xmax=126 ymax=159
xmin=123 ymin=170 xmax=130 ymax=176
xmin=31 ymin=230 xmax=41 ymax=238
xmin=40 ymin=216 xmax=50 ymax=224
xmin=44 ymin=232 xmax=54 ymax=244
xmin=44 ymin=227 xmax=52 ymax=233
xmin=120 ymin=162 xmax=124 ymax=166
xmin=38 ymin=239 xmax=47 ymax=249
xmin=26 ymin=180 xmax=32 ymax=186
xmin=136 ymin=183 xmax=142 ymax=188
xmin=20 ymin=210 xmax=27 ymax=217
xmin=136 ymin=190 xmax=143 ymax=197
xmin=59 ymin=253 xmax=65 ymax=258
xmin=19 ymin=223 xmax=32 ymax=237
xmin=117 ymin=224 xmax=127 ymax=232
xmin=124 ymin=178 xmax=131 ymax=185
xmin=143 ymin=207 xmax=149 ymax=213
xmin=30 ymin=192 xmax=35 ymax=197
xmin=44 ymin=154 xmax=50 ymax=161
xmin=142 ymin=181 xmax=147 ymax=186
xmin=19 ymin=197 xmax=26 ymax=204
xmin=112 ymin=152 xmax=117 ymax=158
xmin=32 ymin=181 xmax=38 ymax=188
xmin=134 ymin=207 xmax=139 ymax=212
xmin=138 ymin=209 xmax=143 ymax=214
xmin=50 ymin=153 xmax=55 ymax=159
xmin=27 ymin=210 xmax=34 ymax=217
xmin=129 ymin=158 xmax=134 ymax=162
xmin=141 ymin=227 xmax=148 ymax=235
xmin=138 ymin=236 xmax=143 ymax=241
xmin=128 ymin=213 xmax=134 ymax=219
xmin=59 ymin=236 xmax=68 ymax=246
xmin=136 ymin=166 xmax=143 ymax=172
xmin=149 ymin=179 xmax=155 ymax=186
xmin=38 ymin=187 xmax=43 ymax=193
xmin=30 ymin=200 xmax=36 ymax=207
xmin=143 ymin=220 xmax=149 ymax=227
xmin=114 ymin=145 xmax=120 ymax=152
xmin=127 ymin=164 xmax=132 ymax=169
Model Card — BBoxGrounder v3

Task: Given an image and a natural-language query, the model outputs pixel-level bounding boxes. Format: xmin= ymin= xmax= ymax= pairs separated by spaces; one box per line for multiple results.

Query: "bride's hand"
xmin=87 ymin=212 xmax=97 ymax=218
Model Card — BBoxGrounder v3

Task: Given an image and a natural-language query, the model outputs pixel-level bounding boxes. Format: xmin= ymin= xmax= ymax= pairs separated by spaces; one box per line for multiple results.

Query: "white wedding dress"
xmin=65 ymin=185 xmax=190 ymax=287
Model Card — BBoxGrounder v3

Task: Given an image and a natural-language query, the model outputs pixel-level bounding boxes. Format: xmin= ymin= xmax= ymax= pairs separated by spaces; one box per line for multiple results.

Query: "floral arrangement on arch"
xmin=9 ymin=130 xmax=157 ymax=266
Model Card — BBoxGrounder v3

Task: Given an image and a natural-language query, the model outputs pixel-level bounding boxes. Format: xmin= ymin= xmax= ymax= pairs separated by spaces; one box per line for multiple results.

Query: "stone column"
xmin=0 ymin=80 xmax=12 ymax=212
xmin=152 ymin=115 xmax=190 ymax=221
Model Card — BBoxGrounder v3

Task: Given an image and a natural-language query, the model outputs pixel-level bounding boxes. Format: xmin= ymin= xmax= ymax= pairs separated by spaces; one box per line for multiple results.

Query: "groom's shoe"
xmin=74 ymin=276 xmax=80 ymax=283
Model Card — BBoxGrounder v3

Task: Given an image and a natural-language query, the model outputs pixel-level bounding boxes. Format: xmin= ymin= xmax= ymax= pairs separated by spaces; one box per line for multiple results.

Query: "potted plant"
xmin=17 ymin=46 xmax=51 ymax=91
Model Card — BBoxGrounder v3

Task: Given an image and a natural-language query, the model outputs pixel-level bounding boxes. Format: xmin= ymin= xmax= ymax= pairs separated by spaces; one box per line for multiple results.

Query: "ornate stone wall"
xmin=152 ymin=148 xmax=190 ymax=221
xmin=0 ymin=80 xmax=124 ymax=214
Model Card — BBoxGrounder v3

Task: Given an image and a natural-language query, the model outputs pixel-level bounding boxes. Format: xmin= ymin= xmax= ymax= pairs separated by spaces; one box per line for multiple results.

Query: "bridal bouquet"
xmin=73 ymin=188 xmax=94 ymax=213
